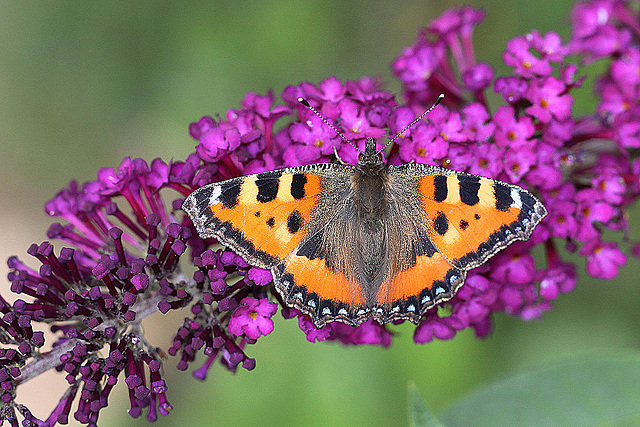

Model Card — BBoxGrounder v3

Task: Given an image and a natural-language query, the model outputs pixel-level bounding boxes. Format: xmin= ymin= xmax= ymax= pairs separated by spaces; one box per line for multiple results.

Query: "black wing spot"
xmin=291 ymin=174 xmax=307 ymax=199
xmin=416 ymin=229 xmax=437 ymax=257
xmin=256 ymin=171 xmax=282 ymax=203
xmin=287 ymin=210 xmax=303 ymax=234
xmin=474 ymin=213 xmax=481 ymax=220
xmin=433 ymin=175 xmax=448 ymax=202
xmin=297 ymin=232 xmax=322 ymax=260
xmin=220 ymin=182 xmax=241 ymax=208
xmin=254 ymin=211 xmax=261 ymax=217
xmin=494 ymin=182 xmax=513 ymax=211
xmin=518 ymin=191 xmax=539 ymax=222
xmin=459 ymin=175 xmax=480 ymax=206
xmin=266 ymin=217 xmax=275 ymax=228
xmin=434 ymin=212 xmax=449 ymax=236
xmin=460 ymin=219 xmax=469 ymax=230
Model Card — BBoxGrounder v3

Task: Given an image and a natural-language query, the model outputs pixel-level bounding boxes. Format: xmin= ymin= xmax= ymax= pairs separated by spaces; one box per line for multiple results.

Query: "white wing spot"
xmin=510 ymin=188 xmax=523 ymax=209
xmin=209 ymin=185 xmax=223 ymax=205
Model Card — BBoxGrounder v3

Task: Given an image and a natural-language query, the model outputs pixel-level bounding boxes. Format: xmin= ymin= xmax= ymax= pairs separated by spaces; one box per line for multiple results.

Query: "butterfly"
xmin=182 ymin=96 xmax=547 ymax=328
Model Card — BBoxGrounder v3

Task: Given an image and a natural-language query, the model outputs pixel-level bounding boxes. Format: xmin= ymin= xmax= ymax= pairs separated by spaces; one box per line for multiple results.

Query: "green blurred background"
xmin=1 ymin=1 xmax=638 ymax=426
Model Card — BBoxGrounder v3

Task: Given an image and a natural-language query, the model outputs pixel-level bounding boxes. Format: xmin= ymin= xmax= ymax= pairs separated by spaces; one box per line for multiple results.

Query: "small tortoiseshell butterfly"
xmin=183 ymin=96 xmax=547 ymax=328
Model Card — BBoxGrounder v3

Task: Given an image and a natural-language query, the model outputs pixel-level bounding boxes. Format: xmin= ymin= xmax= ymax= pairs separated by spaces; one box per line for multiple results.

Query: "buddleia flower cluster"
xmin=3 ymin=0 xmax=639 ymax=425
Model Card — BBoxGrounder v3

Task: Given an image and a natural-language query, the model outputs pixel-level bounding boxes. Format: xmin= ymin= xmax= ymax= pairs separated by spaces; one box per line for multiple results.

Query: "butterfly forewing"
xmin=183 ymin=166 xmax=328 ymax=268
xmin=402 ymin=164 xmax=547 ymax=270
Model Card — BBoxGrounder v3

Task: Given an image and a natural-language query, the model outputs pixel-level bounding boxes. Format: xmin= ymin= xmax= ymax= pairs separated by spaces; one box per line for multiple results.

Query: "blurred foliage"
xmin=438 ymin=351 xmax=640 ymax=425
xmin=0 ymin=1 xmax=638 ymax=426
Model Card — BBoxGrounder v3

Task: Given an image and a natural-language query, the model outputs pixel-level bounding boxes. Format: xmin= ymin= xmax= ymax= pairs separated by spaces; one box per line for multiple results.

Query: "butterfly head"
xmin=358 ymin=137 xmax=384 ymax=167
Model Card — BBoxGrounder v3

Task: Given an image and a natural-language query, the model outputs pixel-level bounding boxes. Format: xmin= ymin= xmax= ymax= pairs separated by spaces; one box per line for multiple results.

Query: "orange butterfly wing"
xmin=182 ymin=164 xmax=366 ymax=324
xmin=183 ymin=168 xmax=324 ymax=266
xmin=373 ymin=164 xmax=547 ymax=322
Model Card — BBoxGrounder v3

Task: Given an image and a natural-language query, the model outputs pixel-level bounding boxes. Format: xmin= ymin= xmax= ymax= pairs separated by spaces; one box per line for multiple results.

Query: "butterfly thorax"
xmin=352 ymin=167 xmax=388 ymax=223
xmin=353 ymin=138 xmax=387 ymax=224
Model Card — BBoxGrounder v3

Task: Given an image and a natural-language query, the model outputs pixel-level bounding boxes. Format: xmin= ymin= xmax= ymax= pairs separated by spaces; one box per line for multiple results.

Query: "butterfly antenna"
xmin=382 ymin=94 xmax=445 ymax=151
xmin=297 ymin=97 xmax=361 ymax=153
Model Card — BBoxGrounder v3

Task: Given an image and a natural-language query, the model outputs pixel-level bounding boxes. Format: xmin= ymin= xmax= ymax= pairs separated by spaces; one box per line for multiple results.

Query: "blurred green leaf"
xmin=408 ymin=382 xmax=446 ymax=427
xmin=439 ymin=351 xmax=640 ymax=426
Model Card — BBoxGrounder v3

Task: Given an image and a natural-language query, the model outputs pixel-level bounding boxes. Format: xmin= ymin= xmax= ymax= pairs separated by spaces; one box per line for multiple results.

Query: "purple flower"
xmin=530 ymin=30 xmax=567 ymax=60
xmin=428 ymin=6 xmax=484 ymax=37
xmin=195 ymin=125 xmax=241 ymax=162
xmin=504 ymin=35 xmax=553 ymax=78
xmin=393 ymin=43 xmax=440 ymax=92
xmin=326 ymin=320 xmax=392 ymax=347
xmin=546 ymin=199 xmax=579 ymax=239
xmin=494 ymin=76 xmax=528 ymax=103
xmin=295 ymin=313 xmax=333 ymax=343
xmin=228 ymin=297 xmax=277 ymax=339
xmin=460 ymin=103 xmax=495 ymax=142
xmin=339 ymin=98 xmax=386 ymax=140
xmin=615 ymin=117 xmax=640 ymax=149
xmin=301 ymin=76 xmax=347 ymax=103
xmin=466 ymin=142 xmax=504 ymax=178
xmin=398 ymin=122 xmax=448 ymax=164
xmin=598 ymin=77 xmax=634 ymax=116
xmin=524 ymin=143 xmax=563 ymax=190
xmin=580 ymin=239 xmax=627 ymax=279
xmin=430 ymin=107 xmax=465 ymax=143
xmin=289 ymin=114 xmax=341 ymax=158
xmin=570 ymin=0 xmax=633 ymax=59
xmin=493 ymin=106 xmax=536 ymax=148
xmin=592 ymin=166 xmax=626 ymax=204
xmin=463 ymin=62 xmax=494 ymax=91
xmin=503 ymin=147 xmax=536 ymax=183
xmin=575 ymin=189 xmax=617 ymax=241
xmin=490 ymin=246 xmax=536 ymax=285
xmin=414 ymin=316 xmax=463 ymax=344
xmin=539 ymin=263 xmax=577 ymax=300
xmin=525 ymin=77 xmax=573 ymax=123
xmin=247 ymin=267 xmax=273 ymax=286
